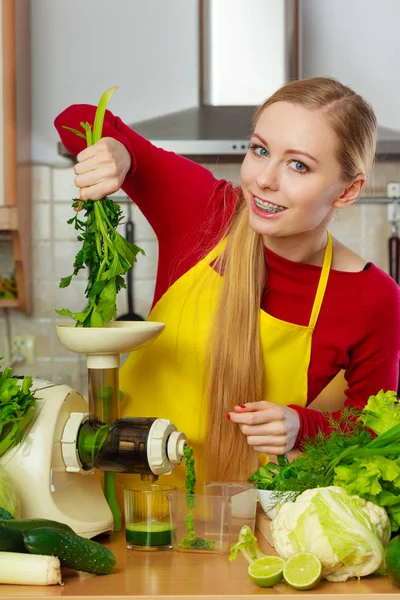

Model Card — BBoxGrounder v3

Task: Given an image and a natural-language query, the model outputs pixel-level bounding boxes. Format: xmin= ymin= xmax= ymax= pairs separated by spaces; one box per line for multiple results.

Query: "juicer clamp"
xmin=61 ymin=411 xmax=90 ymax=473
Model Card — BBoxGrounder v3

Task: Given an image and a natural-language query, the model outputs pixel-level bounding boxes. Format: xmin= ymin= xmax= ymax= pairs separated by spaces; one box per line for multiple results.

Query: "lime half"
xmin=248 ymin=556 xmax=285 ymax=588
xmin=283 ymin=552 xmax=322 ymax=590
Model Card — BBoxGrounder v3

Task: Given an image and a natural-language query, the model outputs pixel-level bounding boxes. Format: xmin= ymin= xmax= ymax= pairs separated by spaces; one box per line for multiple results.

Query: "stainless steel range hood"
xmin=131 ymin=0 xmax=298 ymax=162
xmin=130 ymin=0 xmax=400 ymax=162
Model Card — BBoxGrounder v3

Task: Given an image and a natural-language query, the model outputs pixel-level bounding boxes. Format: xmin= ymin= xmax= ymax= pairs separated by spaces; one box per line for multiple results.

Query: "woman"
xmin=55 ymin=77 xmax=400 ymax=488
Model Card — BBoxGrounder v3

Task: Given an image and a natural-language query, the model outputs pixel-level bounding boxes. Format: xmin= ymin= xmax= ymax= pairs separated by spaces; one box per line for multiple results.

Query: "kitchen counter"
xmin=0 ymin=528 xmax=400 ymax=600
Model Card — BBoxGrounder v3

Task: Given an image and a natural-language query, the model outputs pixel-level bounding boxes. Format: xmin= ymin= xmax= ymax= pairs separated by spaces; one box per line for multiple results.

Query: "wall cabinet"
xmin=0 ymin=0 xmax=31 ymax=313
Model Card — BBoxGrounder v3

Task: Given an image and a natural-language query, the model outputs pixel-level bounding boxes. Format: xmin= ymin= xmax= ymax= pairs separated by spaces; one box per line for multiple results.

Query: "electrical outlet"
xmin=4 ymin=335 xmax=36 ymax=366
xmin=387 ymin=182 xmax=400 ymax=199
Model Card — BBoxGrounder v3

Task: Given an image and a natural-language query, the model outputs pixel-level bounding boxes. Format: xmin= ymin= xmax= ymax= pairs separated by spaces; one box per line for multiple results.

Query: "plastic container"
xmin=167 ymin=482 xmax=257 ymax=554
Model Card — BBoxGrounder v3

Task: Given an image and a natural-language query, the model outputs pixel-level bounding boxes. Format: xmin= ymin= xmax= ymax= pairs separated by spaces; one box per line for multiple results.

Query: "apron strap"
xmin=308 ymin=232 xmax=333 ymax=329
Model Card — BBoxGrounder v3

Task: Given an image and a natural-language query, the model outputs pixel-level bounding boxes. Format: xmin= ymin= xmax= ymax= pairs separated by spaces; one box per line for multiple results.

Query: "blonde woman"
xmin=55 ymin=77 xmax=400 ymax=487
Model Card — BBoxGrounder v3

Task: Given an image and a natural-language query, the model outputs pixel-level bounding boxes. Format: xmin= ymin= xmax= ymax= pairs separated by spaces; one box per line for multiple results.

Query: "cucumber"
xmin=23 ymin=527 xmax=116 ymax=575
xmin=0 ymin=518 xmax=74 ymax=553
xmin=0 ymin=507 xmax=14 ymax=520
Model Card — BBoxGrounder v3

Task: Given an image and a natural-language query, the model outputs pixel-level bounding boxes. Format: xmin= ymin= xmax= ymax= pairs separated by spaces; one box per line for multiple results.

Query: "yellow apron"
xmin=118 ymin=232 xmax=333 ymax=490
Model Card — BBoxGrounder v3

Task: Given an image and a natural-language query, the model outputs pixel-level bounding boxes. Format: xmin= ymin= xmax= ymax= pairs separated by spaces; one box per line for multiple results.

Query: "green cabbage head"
xmin=271 ymin=486 xmax=390 ymax=582
xmin=0 ymin=465 xmax=20 ymax=518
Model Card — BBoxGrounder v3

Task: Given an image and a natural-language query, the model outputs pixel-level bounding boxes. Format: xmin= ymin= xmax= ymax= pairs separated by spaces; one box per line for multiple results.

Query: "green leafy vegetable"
xmin=271 ymin=486 xmax=390 ymax=583
xmin=334 ymin=456 xmax=400 ymax=530
xmin=56 ymin=86 xmax=145 ymax=327
xmin=248 ymin=408 xmax=372 ymax=502
xmin=248 ymin=462 xmax=281 ymax=490
xmin=0 ymin=466 xmax=20 ymax=518
xmin=0 ymin=359 xmax=36 ymax=458
xmin=229 ymin=525 xmax=265 ymax=564
xmin=248 ymin=391 xmax=400 ymax=532
xmin=358 ymin=390 xmax=400 ymax=436
xmin=179 ymin=445 xmax=216 ymax=550
xmin=327 ymin=411 xmax=400 ymax=531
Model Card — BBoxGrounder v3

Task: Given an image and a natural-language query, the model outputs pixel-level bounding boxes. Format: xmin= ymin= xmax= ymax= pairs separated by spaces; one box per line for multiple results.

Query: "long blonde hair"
xmin=205 ymin=77 xmax=377 ymax=482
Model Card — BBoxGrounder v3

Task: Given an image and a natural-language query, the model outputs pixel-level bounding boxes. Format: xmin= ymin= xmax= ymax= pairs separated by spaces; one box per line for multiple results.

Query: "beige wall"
xmin=0 ymin=161 xmax=398 ymax=395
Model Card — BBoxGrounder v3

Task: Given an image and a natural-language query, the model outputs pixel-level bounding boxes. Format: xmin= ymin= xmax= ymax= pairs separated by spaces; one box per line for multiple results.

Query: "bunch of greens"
xmin=249 ymin=390 xmax=400 ymax=532
xmin=56 ymin=86 xmax=144 ymax=327
xmin=249 ymin=407 xmax=372 ymax=501
xmin=0 ymin=359 xmax=36 ymax=458
xmin=179 ymin=445 xmax=216 ymax=550
xmin=248 ymin=454 xmax=288 ymax=490
xmin=331 ymin=390 xmax=400 ymax=530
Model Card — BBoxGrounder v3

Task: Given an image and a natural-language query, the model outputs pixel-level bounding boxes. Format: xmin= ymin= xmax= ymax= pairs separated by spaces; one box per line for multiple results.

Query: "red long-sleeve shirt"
xmin=55 ymin=105 xmax=400 ymax=445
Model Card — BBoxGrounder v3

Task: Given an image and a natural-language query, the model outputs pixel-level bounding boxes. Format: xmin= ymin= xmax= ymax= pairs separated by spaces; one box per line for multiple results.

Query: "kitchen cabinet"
xmin=0 ymin=0 xmax=31 ymax=313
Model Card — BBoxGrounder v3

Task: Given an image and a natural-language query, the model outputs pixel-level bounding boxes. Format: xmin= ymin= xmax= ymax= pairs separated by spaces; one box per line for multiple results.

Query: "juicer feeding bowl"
xmin=56 ymin=320 xmax=165 ymax=355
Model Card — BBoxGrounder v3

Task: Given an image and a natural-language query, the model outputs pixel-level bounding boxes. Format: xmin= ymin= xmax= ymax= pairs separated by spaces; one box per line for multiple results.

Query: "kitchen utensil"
xmin=388 ymin=201 xmax=400 ymax=284
xmin=389 ymin=228 xmax=400 ymax=284
xmin=117 ymin=206 xmax=144 ymax=321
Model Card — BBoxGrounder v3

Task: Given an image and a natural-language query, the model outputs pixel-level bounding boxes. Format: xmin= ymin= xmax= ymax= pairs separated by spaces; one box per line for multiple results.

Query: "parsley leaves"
xmin=56 ymin=86 xmax=145 ymax=327
xmin=0 ymin=360 xmax=37 ymax=457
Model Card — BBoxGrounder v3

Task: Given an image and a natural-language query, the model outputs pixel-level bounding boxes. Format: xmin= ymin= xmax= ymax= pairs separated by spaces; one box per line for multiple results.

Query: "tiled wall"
xmin=0 ymin=160 xmax=398 ymax=395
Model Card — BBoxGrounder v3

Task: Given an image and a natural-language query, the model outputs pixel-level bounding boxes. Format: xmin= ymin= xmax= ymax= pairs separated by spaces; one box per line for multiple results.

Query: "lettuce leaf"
xmin=358 ymin=390 xmax=400 ymax=435
xmin=334 ymin=456 xmax=400 ymax=531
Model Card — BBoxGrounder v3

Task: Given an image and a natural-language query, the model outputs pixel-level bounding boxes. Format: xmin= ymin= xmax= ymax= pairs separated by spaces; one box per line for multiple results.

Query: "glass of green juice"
xmin=124 ymin=484 xmax=176 ymax=551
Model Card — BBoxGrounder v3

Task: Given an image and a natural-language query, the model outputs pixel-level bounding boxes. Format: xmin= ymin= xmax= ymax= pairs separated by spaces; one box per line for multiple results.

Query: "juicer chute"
xmin=55 ymin=320 xmax=188 ymax=533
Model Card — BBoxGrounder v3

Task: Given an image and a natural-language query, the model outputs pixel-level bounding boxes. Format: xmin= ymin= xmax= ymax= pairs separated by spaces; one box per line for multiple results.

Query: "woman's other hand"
xmin=227 ymin=402 xmax=300 ymax=455
xmin=73 ymin=137 xmax=131 ymax=209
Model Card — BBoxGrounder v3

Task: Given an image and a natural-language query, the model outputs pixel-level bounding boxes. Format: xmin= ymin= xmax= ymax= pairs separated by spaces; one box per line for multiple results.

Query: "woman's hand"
xmin=73 ymin=137 xmax=131 ymax=209
xmin=227 ymin=402 xmax=301 ymax=455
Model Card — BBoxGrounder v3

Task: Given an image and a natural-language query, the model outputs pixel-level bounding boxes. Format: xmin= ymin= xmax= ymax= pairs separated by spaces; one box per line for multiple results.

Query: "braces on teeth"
xmin=254 ymin=197 xmax=286 ymax=213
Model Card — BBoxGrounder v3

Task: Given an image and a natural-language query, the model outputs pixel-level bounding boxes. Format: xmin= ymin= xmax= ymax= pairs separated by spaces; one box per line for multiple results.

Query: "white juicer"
xmin=0 ymin=321 xmax=187 ymax=538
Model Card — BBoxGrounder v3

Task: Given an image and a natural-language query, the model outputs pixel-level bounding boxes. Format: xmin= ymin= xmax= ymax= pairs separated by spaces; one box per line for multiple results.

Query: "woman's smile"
xmin=251 ymin=195 xmax=288 ymax=218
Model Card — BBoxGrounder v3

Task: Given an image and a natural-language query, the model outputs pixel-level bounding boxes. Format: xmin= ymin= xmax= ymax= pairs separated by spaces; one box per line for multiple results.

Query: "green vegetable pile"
xmin=179 ymin=445 xmax=216 ymax=550
xmin=249 ymin=407 xmax=372 ymax=497
xmin=249 ymin=390 xmax=400 ymax=532
xmin=0 ymin=514 xmax=116 ymax=574
xmin=56 ymin=86 xmax=144 ymax=327
xmin=0 ymin=359 xmax=36 ymax=458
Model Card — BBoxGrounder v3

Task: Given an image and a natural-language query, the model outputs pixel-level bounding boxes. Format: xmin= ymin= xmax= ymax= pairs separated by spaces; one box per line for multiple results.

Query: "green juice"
xmin=125 ymin=522 xmax=172 ymax=547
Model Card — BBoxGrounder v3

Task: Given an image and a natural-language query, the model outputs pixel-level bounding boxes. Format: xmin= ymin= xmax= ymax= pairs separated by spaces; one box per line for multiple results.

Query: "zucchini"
xmin=23 ymin=527 xmax=116 ymax=575
xmin=0 ymin=518 xmax=74 ymax=552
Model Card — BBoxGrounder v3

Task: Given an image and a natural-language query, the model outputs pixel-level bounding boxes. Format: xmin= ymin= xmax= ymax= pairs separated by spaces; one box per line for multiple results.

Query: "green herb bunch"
xmin=249 ymin=407 xmax=373 ymax=502
xmin=249 ymin=390 xmax=400 ymax=532
xmin=56 ymin=86 xmax=144 ymax=327
xmin=0 ymin=359 xmax=37 ymax=456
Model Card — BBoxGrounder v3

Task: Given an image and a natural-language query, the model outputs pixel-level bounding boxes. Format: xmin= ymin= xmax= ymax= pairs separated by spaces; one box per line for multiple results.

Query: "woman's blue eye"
xmin=290 ymin=160 xmax=308 ymax=173
xmin=258 ymin=147 xmax=269 ymax=157
xmin=249 ymin=144 xmax=269 ymax=157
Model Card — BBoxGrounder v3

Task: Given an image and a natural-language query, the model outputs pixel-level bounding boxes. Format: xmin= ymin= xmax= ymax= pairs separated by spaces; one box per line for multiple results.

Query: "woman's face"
xmin=240 ymin=101 xmax=353 ymax=240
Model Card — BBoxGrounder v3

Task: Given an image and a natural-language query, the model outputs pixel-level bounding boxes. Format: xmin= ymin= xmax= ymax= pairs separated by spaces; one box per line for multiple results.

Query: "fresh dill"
xmin=249 ymin=407 xmax=373 ymax=502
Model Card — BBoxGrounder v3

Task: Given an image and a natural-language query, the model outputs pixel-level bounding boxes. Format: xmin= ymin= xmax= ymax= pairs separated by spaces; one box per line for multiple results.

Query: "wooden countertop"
xmin=1 ymin=528 xmax=400 ymax=599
